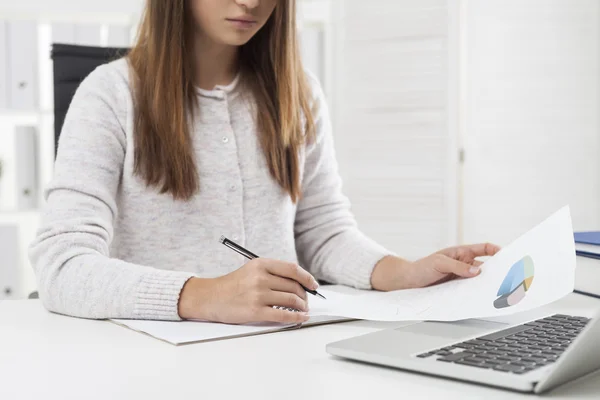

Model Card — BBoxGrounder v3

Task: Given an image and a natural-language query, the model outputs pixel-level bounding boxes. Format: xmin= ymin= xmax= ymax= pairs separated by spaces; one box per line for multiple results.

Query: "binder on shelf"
xmin=0 ymin=156 xmax=5 ymax=209
xmin=0 ymin=224 xmax=20 ymax=300
xmin=7 ymin=20 xmax=38 ymax=110
xmin=14 ymin=126 xmax=39 ymax=210
xmin=0 ymin=21 xmax=7 ymax=109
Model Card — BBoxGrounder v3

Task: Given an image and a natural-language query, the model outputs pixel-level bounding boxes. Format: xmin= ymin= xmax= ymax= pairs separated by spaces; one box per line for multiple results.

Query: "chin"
xmin=221 ymin=32 xmax=257 ymax=47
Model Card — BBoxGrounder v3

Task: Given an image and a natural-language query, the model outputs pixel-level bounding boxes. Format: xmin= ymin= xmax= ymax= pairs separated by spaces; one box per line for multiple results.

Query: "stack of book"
xmin=575 ymin=231 xmax=600 ymax=298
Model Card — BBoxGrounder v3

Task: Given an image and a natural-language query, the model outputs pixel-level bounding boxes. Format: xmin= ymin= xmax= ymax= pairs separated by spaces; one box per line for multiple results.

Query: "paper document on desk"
xmin=309 ymin=206 xmax=576 ymax=322
xmin=111 ymin=314 xmax=350 ymax=345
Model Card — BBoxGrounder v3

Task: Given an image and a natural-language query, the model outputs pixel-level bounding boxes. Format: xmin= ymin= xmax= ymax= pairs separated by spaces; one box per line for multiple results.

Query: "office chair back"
xmin=51 ymin=44 xmax=130 ymax=157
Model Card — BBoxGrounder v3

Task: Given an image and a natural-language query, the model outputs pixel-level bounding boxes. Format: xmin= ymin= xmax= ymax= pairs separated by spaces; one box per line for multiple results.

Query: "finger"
xmin=265 ymin=291 xmax=309 ymax=312
xmin=265 ymin=261 xmax=318 ymax=291
xmin=467 ymin=243 xmax=501 ymax=258
xmin=268 ymin=276 xmax=307 ymax=302
xmin=260 ymin=308 xmax=310 ymax=324
xmin=472 ymin=260 xmax=484 ymax=267
xmin=433 ymin=254 xmax=481 ymax=278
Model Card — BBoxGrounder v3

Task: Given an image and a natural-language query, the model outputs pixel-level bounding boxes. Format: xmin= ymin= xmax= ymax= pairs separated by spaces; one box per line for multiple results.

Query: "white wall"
xmin=461 ymin=0 xmax=600 ymax=246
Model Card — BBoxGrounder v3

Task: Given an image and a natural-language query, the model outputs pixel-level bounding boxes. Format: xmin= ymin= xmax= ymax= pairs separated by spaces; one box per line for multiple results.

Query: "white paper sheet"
xmin=309 ymin=206 xmax=576 ymax=322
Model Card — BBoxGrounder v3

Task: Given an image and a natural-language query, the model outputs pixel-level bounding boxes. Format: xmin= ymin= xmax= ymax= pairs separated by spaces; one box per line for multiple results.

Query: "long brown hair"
xmin=128 ymin=0 xmax=315 ymax=202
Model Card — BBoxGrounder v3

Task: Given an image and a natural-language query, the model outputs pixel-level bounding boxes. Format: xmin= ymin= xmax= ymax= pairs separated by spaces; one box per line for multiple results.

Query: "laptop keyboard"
xmin=416 ymin=314 xmax=590 ymax=375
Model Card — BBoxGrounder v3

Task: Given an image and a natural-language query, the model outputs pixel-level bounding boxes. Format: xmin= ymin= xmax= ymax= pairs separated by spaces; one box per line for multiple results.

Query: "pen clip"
xmin=219 ymin=235 xmax=259 ymax=259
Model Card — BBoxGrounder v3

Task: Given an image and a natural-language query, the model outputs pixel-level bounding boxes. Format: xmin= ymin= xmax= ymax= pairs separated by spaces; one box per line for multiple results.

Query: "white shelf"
xmin=0 ymin=112 xmax=45 ymax=125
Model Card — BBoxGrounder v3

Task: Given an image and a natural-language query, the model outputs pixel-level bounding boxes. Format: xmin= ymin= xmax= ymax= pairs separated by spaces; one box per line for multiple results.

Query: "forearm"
xmin=297 ymin=226 xmax=391 ymax=289
xmin=370 ymin=255 xmax=416 ymax=291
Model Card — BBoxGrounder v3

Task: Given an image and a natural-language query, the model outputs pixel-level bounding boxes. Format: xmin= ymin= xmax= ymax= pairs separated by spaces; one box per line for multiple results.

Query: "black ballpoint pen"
xmin=219 ymin=235 xmax=326 ymax=300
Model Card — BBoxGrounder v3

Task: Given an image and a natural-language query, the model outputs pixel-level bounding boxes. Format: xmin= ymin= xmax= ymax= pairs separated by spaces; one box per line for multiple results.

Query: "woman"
xmin=30 ymin=0 xmax=499 ymax=324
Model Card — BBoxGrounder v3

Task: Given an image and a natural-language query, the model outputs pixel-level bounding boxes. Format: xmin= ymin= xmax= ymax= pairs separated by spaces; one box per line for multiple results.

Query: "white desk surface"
xmin=2 ymin=294 xmax=600 ymax=400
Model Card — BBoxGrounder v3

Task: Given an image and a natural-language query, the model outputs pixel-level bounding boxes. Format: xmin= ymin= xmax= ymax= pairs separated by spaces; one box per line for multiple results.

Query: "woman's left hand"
xmin=371 ymin=243 xmax=501 ymax=291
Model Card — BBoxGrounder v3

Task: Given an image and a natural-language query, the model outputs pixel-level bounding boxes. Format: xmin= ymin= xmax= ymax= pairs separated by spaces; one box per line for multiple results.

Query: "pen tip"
xmin=318 ymin=293 xmax=326 ymax=300
xmin=219 ymin=235 xmax=226 ymax=244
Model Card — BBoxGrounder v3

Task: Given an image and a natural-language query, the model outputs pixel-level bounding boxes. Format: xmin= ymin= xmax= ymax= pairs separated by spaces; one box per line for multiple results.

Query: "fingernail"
xmin=469 ymin=267 xmax=481 ymax=275
xmin=312 ymin=279 xmax=319 ymax=289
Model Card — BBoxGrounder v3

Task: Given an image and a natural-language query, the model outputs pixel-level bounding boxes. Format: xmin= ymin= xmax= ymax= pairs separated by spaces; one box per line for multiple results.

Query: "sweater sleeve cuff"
xmin=133 ymin=270 xmax=195 ymax=320
xmin=348 ymin=246 xmax=393 ymax=290
xmin=335 ymin=234 xmax=396 ymax=290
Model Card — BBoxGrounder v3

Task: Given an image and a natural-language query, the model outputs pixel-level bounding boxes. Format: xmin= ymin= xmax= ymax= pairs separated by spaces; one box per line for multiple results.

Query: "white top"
xmin=1 ymin=294 xmax=599 ymax=400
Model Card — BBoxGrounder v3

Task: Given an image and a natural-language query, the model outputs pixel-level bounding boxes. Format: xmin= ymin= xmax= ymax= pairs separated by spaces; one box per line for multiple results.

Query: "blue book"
xmin=574 ymin=231 xmax=600 ymax=259
xmin=575 ymin=231 xmax=600 ymax=245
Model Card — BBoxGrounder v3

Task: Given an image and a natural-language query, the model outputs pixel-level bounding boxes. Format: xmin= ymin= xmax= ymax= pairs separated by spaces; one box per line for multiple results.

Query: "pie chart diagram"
xmin=494 ymin=256 xmax=534 ymax=309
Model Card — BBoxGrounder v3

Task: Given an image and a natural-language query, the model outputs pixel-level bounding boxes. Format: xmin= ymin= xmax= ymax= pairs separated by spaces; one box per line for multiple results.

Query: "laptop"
xmin=326 ymin=309 xmax=600 ymax=393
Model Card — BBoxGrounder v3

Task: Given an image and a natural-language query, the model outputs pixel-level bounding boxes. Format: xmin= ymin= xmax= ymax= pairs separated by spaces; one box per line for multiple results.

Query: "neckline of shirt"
xmin=195 ymin=72 xmax=241 ymax=100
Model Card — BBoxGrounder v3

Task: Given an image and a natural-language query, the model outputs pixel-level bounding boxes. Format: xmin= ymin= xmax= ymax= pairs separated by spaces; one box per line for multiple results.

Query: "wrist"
xmin=370 ymin=255 xmax=415 ymax=291
xmin=177 ymin=277 xmax=215 ymax=320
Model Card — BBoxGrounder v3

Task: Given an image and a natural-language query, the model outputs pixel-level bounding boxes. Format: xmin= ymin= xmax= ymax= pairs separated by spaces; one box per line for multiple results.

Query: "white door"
xmin=331 ymin=0 xmax=458 ymax=259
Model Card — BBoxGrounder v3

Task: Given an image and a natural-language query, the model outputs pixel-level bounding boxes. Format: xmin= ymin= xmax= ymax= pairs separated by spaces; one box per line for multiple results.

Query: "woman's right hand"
xmin=177 ymin=258 xmax=319 ymax=324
